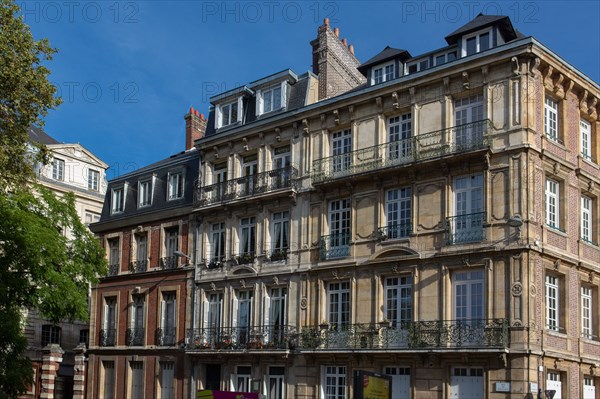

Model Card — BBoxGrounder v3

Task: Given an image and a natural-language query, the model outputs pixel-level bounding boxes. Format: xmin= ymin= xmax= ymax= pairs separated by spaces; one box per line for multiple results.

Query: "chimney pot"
xmin=342 ymin=38 xmax=348 ymax=46
xmin=200 ymin=113 xmax=205 ymax=120
xmin=334 ymin=27 xmax=339 ymax=37
xmin=189 ymin=106 xmax=194 ymax=114
xmin=185 ymin=106 xmax=207 ymax=150
xmin=349 ymin=44 xmax=354 ymax=55
xmin=324 ymin=17 xmax=329 ymax=27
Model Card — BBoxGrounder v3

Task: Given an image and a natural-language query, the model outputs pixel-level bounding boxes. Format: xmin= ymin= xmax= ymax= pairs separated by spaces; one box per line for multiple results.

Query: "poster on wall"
xmin=197 ymin=390 xmax=259 ymax=399
xmin=353 ymin=370 xmax=392 ymax=399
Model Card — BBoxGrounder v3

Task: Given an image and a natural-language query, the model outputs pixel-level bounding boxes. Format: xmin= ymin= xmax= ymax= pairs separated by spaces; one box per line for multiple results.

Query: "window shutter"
xmin=215 ymin=105 xmax=222 ymax=129
xmin=160 ymin=298 xmax=166 ymax=329
xmin=256 ymin=89 xmax=262 ymax=116
xmin=231 ymin=294 xmax=239 ymax=328
xmin=237 ymin=97 xmax=243 ymax=122
xmin=103 ymin=302 xmax=109 ymax=330
xmin=263 ymin=295 xmax=271 ymax=327
xmin=280 ymin=82 xmax=287 ymax=109
xmin=202 ymin=300 xmax=209 ymax=330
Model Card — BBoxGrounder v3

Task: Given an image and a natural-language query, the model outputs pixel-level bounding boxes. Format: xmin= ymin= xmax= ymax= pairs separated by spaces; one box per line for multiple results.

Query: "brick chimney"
xmin=184 ymin=106 xmax=207 ymax=150
xmin=310 ymin=18 xmax=366 ymax=101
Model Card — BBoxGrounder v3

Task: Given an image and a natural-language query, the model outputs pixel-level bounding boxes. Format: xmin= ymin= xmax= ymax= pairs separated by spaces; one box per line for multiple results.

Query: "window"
xmin=581 ymin=196 xmax=593 ymax=243
xmin=130 ymin=361 xmax=144 ymax=399
xmin=454 ymin=270 xmax=484 ymax=321
xmin=102 ymin=297 xmax=117 ymax=346
xmin=546 ymin=275 xmax=560 ymax=331
xmin=241 ymin=154 xmax=258 ymax=196
xmin=84 ymin=211 xmax=100 ymax=226
xmin=323 ymin=366 xmax=346 ymax=399
xmin=545 ymin=178 xmax=560 ymax=230
xmin=407 ymin=59 xmax=429 ymax=74
xmin=159 ymin=362 xmax=175 ymax=399
xmin=581 ymin=119 xmax=592 ymax=161
xmin=234 ymin=290 xmax=253 ymax=343
xmin=455 ymin=94 xmax=484 ymax=148
xmin=387 ymin=113 xmax=412 ymax=162
xmin=581 ymin=286 xmax=594 ymax=339
xmin=165 ymin=227 xmax=178 ymax=258
xmin=266 ymin=287 xmax=287 ymax=344
xmin=262 ymin=84 xmax=282 ymax=114
xmin=168 ymin=172 xmax=183 ymax=200
xmin=239 ymin=217 xmax=256 ymax=256
xmin=209 ymin=222 xmax=226 ymax=266
xmin=384 ymin=367 xmax=411 ymax=399
xmin=385 ymin=276 xmax=412 ymax=327
xmin=128 ymin=294 xmax=145 ymax=346
xmin=102 ymin=361 xmax=116 ymax=399
xmin=385 ymin=187 xmax=412 ymax=239
xmin=328 ymin=282 xmax=350 ymax=329
xmin=108 ymin=238 xmax=120 ymax=272
xmin=159 ymin=292 xmax=176 ymax=346
xmin=271 ymin=211 xmax=289 ymax=256
xmin=584 ymin=376 xmax=596 ymax=399
xmin=331 ymin=129 xmax=352 ymax=174
xmin=134 ymin=233 xmax=147 ymax=270
xmin=79 ymin=329 xmax=89 ymax=346
xmin=235 ymin=365 xmax=252 ymax=392
xmin=138 ymin=180 xmax=152 ymax=207
xmin=41 ymin=325 xmax=61 ymax=347
xmin=451 ymin=174 xmax=484 ymax=243
xmin=463 ymin=29 xmax=492 ymax=56
xmin=205 ymin=293 xmax=223 ymax=345
xmin=545 ymin=97 xmax=559 ymax=142
xmin=220 ymin=100 xmax=238 ymax=127
xmin=111 ymin=188 xmax=124 ymax=214
xmin=52 ymin=158 xmax=64 ymax=180
xmin=546 ymin=371 xmax=562 ymax=399
xmin=88 ymin=169 xmax=99 ymax=191
xmin=267 ymin=366 xmax=285 ymax=399
xmin=324 ymin=199 xmax=351 ymax=259
xmin=372 ymin=62 xmax=395 ymax=85
xmin=273 ymin=146 xmax=291 ymax=187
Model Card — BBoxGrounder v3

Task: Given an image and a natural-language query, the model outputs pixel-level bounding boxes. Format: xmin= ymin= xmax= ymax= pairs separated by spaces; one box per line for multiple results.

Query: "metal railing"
xmin=129 ymin=260 xmax=147 ymax=273
xmin=320 ymin=232 xmax=351 ymax=260
xmin=312 ymin=120 xmax=492 ymax=184
xmin=299 ymin=319 xmax=508 ymax=350
xmin=268 ymin=247 xmax=288 ymax=262
xmin=99 ymin=328 xmax=116 ymax=346
xmin=156 ymin=327 xmax=177 ymax=346
xmin=160 ymin=256 xmax=178 ymax=270
xmin=446 ymin=212 xmax=486 ymax=244
xmin=126 ymin=328 xmax=145 ymax=346
xmin=235 ymin=252 xmax=256 ymax=265
xmin=378 ymin=222 xmax=412 ymax=240
xmin=108 ymin=264 xmax=119 ymax=276
xmin=205 ymin=256 xmax=226 ymax=269
xmin=186 ymin=325 xmax=297 ymax=350
xmin=194 ymin=166 xmax=298 ymax=208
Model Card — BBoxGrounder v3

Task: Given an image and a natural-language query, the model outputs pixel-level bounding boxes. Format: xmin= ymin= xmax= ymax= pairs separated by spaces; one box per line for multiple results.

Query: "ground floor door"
xmin=449 ymin=367 xmax=483 ymax=399
xmin=206 ymin=364 xmax=221 ymax=390
xmin=384 ymin=367 xmax=410 ymax=398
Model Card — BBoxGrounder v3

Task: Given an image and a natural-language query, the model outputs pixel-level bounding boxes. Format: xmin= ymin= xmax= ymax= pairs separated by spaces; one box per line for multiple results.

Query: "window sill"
xmin=543 ymin=135 xmax=565 ymax=146
xmin=580 ymin=238 xmax=599 ymax=247
xmin=545 ymin=327 xmax=567 ymax=336
xmin=257 ymin=107 xmax=286 ymax=118
xmin=581 ymin=334 xmax=600 ymax=343
xmin=545 ymin=224 xmax=566 ymax=235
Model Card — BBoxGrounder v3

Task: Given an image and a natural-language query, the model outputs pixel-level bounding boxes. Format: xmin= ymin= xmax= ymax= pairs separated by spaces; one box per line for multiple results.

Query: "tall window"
xmin=581 ymin=119 xmax=592 ymax=160
xmin=273 ymin=146 xmax=291 ymax=187
xmin=135 ymin=234 xmax=147 ymax=264
xmin=452 ymin=174 xmax=484 ymax=243
xmin=111 ymin=188 xmax=124 ymax=214
xmin=463 ymin=29 xmax=491 ymax=56
xmin=263 ymin=84 xmax=282 ymax=113
xmin=159 ymin=362 xmax=175 ymax=399
xmin=160 ymin=292 xmax=176 ymax=346
xmin=102 ymin=361 xmax=115 ymax=399
xmin=205 ymin=293 xmax=223 ymax=345
xmin=545 ymin=179 xmax=560 ymax=229
xmin=165 ymin=228 xmax=178 ymax=258
xmin=168 ymin=172 xmax=183 ymax=200
xmin=41 ymin=325 xmax=61 ymax=347
xmin=138 ymin=180 xmax=152 ymax=207
xmin=581 ymin=196 xmax=593 ymax=243
xmin=544 ymin=97 xmax=559 ymax=142
xmin=84 ymin=211 xmax=100 ymax=226
xmin=52 ymin=158 xmax=64 ymax=180
xmin=332 ymin=129 xmax=352 ymax=174
xmin=130 ymin=361 xmax=144 ymax=399
xmin=385 ymin=277 xmax=412 ymax=327
xmin=267 ymin=366 xmax=285 ymax=399
xmin=454 ymin=270 xmax=484 ymax=321
xmin=88 ymin=169 xmax=99 ymax=191
xmin=210 ymin=222 xmax=226 ymax=265
xmin=455 ymin=95 xmax=484 ymax=148
xmin=102 ymin=297 xmax=117 ymax=346
xmin=385 ymin=187 xmax=412 ymax=238
xmin=235 ymin=290 xmax=253 ymax=343
xmin=108 ymin=238 xmax=120 ymax=270
xmin=372 ymin=62 xmax=395 ymax=85
xmin=220 ymin=101 xmax=238 ymax=127
xmin=271 ymin=211 xmax=289 ymax=253
xmin=329 ymin=199 xmax=351 ymax=248
xmin=324 ymin=366 xmax=346 ymax=399
xmin=545 ymin=275 xmax=559 ymax=331
xmin=388 ymin=114 xmax=412 ymax=162
xmin=239 ymin=217 xmax=256 ymax=256
xmin=241 ymin=155 xmax=258 ymax=196
xmin=581 ymin=286 xmax=593 ymax=339
xmin=328 ymin=282 xmax=350 ymax=329
xmin=129 ymin=294 xmax=145 ymax=346
xmin=235 ymin=365 xmax=252 ymax=392
xmin=266 ymin=287 xmax=287 ymax=344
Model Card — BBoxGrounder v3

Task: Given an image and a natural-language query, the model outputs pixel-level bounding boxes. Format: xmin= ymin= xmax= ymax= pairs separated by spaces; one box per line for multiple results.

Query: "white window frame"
xmin=239 ymin=217 xmax=256 ymax=256
xmin=580 ymin=119 xmax=592 ymax=161
xmin=322 ymin=366 xmax=347 ymax=399
xmin=385 ymin=187 xmax=412 ymax=239
xmin=545 ymin=97 xmax=559 ymax=142
xmin=545 ymin=275 xmax=559 ymax=331
xmin=406 ymin=59 xmax=429 ymax=74
xmin=581 ymin=196 xmax=593 ymax=242
xmin=217 ymin=99 xmax=240 ymax=128
xmin=209 ymin=222 xmax=226 ymax=264
xmin=108 ymin=238 xmax=120 ymax=267
xmin=545 ymin=178 xmax=560 ymax=229
xmin=385 ymin=276 xmax=412 ymax=327
xmin=271 ymin=211 xmax=289 ymax=252
xmin=103 ymin=296 xmax=117 ymax=332
xmin=88 ymin=169 xmax=99 ymax=191
xmin=581 ymin=286 xmax=593 ymax=339
xmin=260 ymin=83 xmax=284 ymax=114
xmin=266 ymin=366 xmax=285 ymax=399
xmin=234 ymin=365 xmax=252 ymax=392
xmin=453 ymin=270 xmax=485 ymax=321
xmin=327 ymin=281 xmax=351 ymax=328
xmin=371 ymin=61 xmax=395 ymax=85
xmin=461 ymin=27 xmax=493 ymax=57
xmin=138 ymin=179 xmax=152 ymax=208
xmin=111 ymin=187 xmax=124 ymax=214
xmin=52 ymin=157 xmax=64 ymax=181
xmin=331 ymin=129 xmax=352 ymax=173
xmin=160 ymin=291 xmax=176 ymax=341
xmin=167 ymin=171 xmax=183 ymax=200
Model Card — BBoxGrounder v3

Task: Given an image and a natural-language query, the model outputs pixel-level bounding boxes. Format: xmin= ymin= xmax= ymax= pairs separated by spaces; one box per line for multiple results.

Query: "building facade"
xmin=87 ymin=14 xmax=599 ymax=399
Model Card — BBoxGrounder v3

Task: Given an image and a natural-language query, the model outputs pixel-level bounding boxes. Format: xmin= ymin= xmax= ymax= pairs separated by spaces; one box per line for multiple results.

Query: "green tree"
xmin=0 ymin=1 xmax=107 ymax=396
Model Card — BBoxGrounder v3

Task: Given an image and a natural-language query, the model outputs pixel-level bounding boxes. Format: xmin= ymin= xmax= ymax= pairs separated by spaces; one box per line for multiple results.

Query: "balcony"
xmin=129 ymin=260 xmax=147 ymax=273
xmin=235 ymin=252 xmax=256 ymax=265
xmin=299 ymin=319 xmax=508 ymax=350
xmin=108 ymin=264 xmax=119 ymax=276
xmin=320 ymin=232 xmax=350 ymax=260
xmin=186 ymin=325 xmax=297 ymax=350
xmin=446 ymin=212 xmax=486 ymax=244
xmin=194 ymin=166 xmax=298 ymax=208
xmin=156 ymin=327 xmax=177 ymax=346
xmin=160 ymin=256 xmax=178 ymax=270
xmin=312 ymin=120 xmax=492 ymax=185
xmin=378 ymin=222 xmax=412 ymax=240
xmin=126 ymin=328 xmax=145 ymax=346
xmin=99 ymin=328 xmax=116 ymax=346
xmin=268 ymin=247 xmax=288 ymax=262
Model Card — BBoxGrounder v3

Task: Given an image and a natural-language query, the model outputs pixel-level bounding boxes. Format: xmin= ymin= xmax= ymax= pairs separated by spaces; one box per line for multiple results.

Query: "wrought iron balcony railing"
xmin=299 ymin=319 xmax=508 ymax=350
xmin=129 ymin=260 xmax=147 ymax=273
xmin=235 ymin=252 xmax=256 ymax=265
xmin=320 ymin=232 xmax=351 ymax=260
xmin=312 ymin=120 xmax=492 ymax=184
xmin=446 ymin=212 xmax=486 ymax=244
xmin=108 ymin=264 xmax=119 ymax=276
xmin=378 ymin=222 xmax=412 ymax=240
xmin=194 ymin=166 xmax=298 ymax=208
xmin=268 ymin=247 xmax=288 ymax=262
xmin=160 ymin=256 xmax=178 ymax=270
xmin=99 ymin=328 xmax=116 ymax=346
xmin=156 ymin=327 xmax=177 ymax=346
xmin=126 ymin=328 xmax=145 ymax=346
xmin=186 ymin=325 xmax=297 ymax=350
xmin=204 ymin=255 xmax=226 ymax=269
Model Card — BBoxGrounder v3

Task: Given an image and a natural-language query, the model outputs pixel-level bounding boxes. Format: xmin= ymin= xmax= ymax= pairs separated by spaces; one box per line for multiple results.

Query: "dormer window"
xmin=138 ymin=179 xmax=152 ymax=208
xmin=407 ymin=59 xmax=429 ymax=74
xmin=263 ymin=85 xmax=282 ymax=113
xmin=111 ymin=187 xmax=124 ymax=214
xmin=463 ymin=28 xmax=492 ymax=56
xmin=371 ymin=61 xmax=395 ymax=85
xmin=218 ymin=100 xmax=239 ymax=128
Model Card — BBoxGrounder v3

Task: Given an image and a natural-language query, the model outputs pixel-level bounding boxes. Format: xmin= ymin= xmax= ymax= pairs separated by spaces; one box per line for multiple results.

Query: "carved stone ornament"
xmin=530 ymin=284 xmax=537 ymax=296
xmin=333 ymin=109 xmax=340 ymax=125
xmin=553 ymin=259 xmax=560 ymax=270
xmin=580 ymin=90 xmax=589 ymax=113
xmin=240 ymin=279 xmax=246 ymax=288
xmin=462 ymin=71 xmax=470 ymax=89
xmin=511 ymin=282 xmax=523 ymax=296
xmin=272 ymin=275 xmax=279 ymax=286
xmin=511 ymin=57 xmax=520 ymax=76
xmin=391 ymin=92 xmax=399 ymax=109
xmin=210 ymin=282 xmax=217 ymax=291
xmin=300 ymin=297 xmax=308 ymax=310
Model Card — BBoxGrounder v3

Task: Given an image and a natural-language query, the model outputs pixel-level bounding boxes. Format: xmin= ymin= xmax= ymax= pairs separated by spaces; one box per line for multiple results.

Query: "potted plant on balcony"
xmin=319 ymin=320 xmax=330 ymax=331
xmin=269 ymin=248 xmax=287 ymax=262
xmin=236 ymin=253 xmax=254 ymax=265
xmin=378 ymin=317 xmax=392 ymax=329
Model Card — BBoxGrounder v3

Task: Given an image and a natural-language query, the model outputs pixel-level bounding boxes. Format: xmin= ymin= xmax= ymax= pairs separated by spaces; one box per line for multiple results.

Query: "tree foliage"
xmin=0 ymin=1 xmax=107 ymax=396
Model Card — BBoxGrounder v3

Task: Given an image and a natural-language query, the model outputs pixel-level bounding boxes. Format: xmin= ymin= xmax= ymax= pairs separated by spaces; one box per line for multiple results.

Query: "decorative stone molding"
xmin=409 ymin=87 xmax=416 ymax=104
xmin=511 ymin=57 xmax=520 ymax=76
xmin=348 ymin=105 xmax=354 ymax=120
xmin=391 ymin=92 xmax=400 ymax=109
xmin=443 ymin=77 xmax=450 ymax=95
xmin=580 ymin=90 xmax=589 ymax=113
xmin=482 ymin=65 xmax=489 ymax=82
xmin=375 ymin=97 xmax=383 ymax=114
xmin=511 ymin=282 xmax=523 ymax=296
xmin=333 ymin=109 xmax=340 ymax=125
xmin=462 ymin=71 xmax=470 ymax=89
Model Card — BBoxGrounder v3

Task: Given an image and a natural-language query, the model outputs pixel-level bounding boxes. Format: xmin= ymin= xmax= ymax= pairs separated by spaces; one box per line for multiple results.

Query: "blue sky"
xmin=21 ymin=0 xmax=600 ymax=180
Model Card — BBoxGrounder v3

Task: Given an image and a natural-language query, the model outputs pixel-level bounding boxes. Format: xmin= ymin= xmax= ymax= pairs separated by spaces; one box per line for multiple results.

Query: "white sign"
xmin=495 ymin=382 xmax=511 ymax=392
xmin=530 ymin=382 xmax=539 ymax=393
